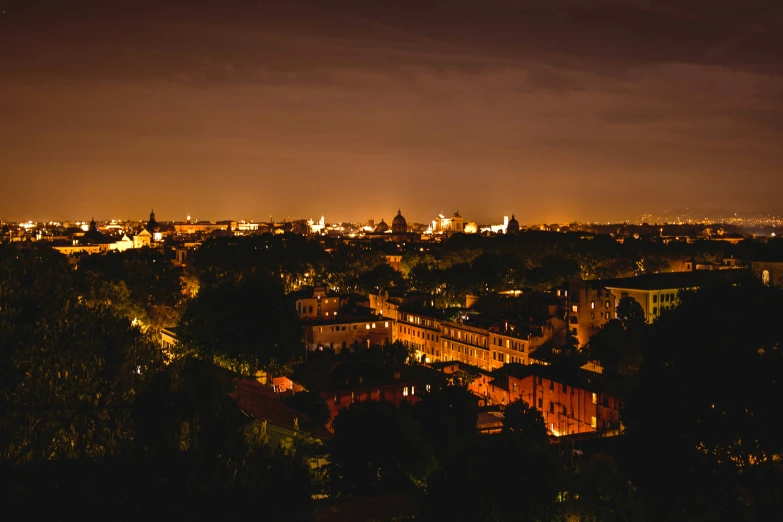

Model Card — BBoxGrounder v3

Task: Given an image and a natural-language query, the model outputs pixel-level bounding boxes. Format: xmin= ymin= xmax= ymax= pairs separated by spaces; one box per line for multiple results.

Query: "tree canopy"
xmin=624 ymin=282 xmax=783 ymax=521
xmin=177 ymin=275 xmax=304 ymax=375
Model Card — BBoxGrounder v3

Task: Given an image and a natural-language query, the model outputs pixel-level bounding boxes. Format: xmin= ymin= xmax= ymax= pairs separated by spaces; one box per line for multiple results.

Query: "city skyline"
xmin=4 ymin=206 xmax=783 ymax=229
xmin=1 ymin=0 xmax=782 ymax=223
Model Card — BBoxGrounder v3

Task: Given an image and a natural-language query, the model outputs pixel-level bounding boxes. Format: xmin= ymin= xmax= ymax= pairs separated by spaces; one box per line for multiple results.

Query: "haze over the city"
xmin=1 ymin=0 xmax=782 ymax=223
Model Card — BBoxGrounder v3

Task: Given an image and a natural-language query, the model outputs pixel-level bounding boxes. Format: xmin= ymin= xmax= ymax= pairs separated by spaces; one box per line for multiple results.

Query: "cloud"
xmin=1 ymin=0 xmax=782 ymax=222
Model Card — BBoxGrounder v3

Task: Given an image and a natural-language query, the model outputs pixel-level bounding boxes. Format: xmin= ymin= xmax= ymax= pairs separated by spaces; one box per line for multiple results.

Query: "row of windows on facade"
xmin=406 ymin=314 xmax=438 ymax=329
xmin=652 ymin=293 xmax=675 ymax=304
xmin=571 ymin=311 xmax=612 ymax=323
xmin=571 ymin=300 xmax=611 ymax=313
xmin=538 ymin=398 xmax=599 ymax=429
xmin=339 ymin=384 xmax=432 ymax=403
xmin=493 ymin=351 xmax=524 ymax=363
xmin=443 ymin=327 xmax=527 ymax=352
xmin=399 ymin=325 xmax=439 ymax=342
xmin=319 ymin=322 xmax=389 ymax=333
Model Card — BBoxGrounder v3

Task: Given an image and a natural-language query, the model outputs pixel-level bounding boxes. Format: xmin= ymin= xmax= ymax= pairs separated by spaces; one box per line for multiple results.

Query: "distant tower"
xmin=145 ymin=209 xmax=160 ymax=234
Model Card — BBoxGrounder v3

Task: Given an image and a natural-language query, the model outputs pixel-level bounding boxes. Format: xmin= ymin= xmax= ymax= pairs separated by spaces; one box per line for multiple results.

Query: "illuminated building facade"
xmin=430 ymin=211 xmax=465 ymax=235
xmin=295 ymin=283 xmax=340 ymax=320
xmin=304 ymin=318 xmax=392 ymax=352
xmin=470 ymin=364 xmax=622 ymax=436
xmin=601 ymin=271 xmax=741 ymax=324
xmin=394 ymin=311 xmax=444 ymax=364
xmin=562 ymin=279 xmax=617 ymax=348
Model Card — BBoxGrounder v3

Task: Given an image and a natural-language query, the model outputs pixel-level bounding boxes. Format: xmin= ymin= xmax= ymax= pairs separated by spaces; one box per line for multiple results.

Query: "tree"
xmin=561 ymin=451 xmax=649 ymax=522
xmin=425 ymin=430 xmax=562 ymax=521
xmin=623 ymin=282 xmax=783 ymax=521
xmin=177 ymin=276 xmax=303 ymax=375
xmin=77 ymin=248 xmax=184 ymax=329
xmin=283 ymin=390 xmax=331 ymax=428
xmin=616 ymin=296 xmax=646 ymax=329
xmin=356 ymin=263 xmax=406 ymax=295
xmin=414 ymin=385 xmax=478 ymax=464
xmin=379 ymin=340 xmax=414 ymax=366
xmin=503 ymin=399 xmax=549 ymax=446
xmin=0 ymin=245 xmax=163 ymax=465
xmin=589 ymin=319 xmax=643 ymax=375
xmin=328 ymin=400 xmax=433 ymax=497
xmin=526 ymin=255 xmax=582 ymax=292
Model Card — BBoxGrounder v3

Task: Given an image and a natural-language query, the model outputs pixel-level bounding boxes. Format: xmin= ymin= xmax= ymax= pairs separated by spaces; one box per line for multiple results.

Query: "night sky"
xmin=1 ymin=0 xmax=782 ymax=224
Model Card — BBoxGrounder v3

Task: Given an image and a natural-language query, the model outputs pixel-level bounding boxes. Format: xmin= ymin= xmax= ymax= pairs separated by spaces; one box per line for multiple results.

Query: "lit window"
xmin=403 ymin=387 xmax=409 ymax=396
xmin=591 ymin=301 xmax=595 ymax=309
xmin=411 ymin=386 xmax=415 ymax=395
xmin=372 ymin=323 xmax=376 ymax=328
xmin=366 ymin=324 xmax=370 ymax=329
xmin=591 ymin=416 xmax=597 ymax=428
xmin=385 ymin=321 xmax=389 ymax=327
xmin=426 ymin=384 xmax=431 ymax=392
xmin=592 ymin=393 xmax=597 ymax=404
xmin=571 ymin=305 xmax=578 ymax=313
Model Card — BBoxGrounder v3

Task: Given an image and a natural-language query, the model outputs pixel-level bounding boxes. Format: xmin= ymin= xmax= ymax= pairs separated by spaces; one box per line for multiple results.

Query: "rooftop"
xmin=298 ymin=361 xmax=446 ymax=393
xmin=232 ymin=378 xmax=331 ymax=439
xmin=600 ymin=269 xmax=745 ymax=291
xmin=491 ymin=363 xmax=632 ymax=399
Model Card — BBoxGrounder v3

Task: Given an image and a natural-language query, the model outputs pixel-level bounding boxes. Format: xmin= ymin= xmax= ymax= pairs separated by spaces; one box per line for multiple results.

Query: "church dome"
xmin=506 ymin=214 xmax=520 ymax=234
xmin=374 ymin=219 xmax=389 ymax=234
xmin=391 ymin=210 xmax=407 ymax=233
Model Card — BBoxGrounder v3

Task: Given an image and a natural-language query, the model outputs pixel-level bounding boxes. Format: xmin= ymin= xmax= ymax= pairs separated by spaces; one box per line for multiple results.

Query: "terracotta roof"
xmin=232 ymin=379 xmax=331 ymax=439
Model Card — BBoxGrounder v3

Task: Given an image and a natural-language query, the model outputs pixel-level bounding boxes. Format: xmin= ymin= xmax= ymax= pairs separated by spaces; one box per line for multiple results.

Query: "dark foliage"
xmin=283 ymin=390 xmax=331 ymax=428
xmin=624 ymin=281 xmax=783 ymax=521
xmin=177 ymin=275 xmax=303 ymax=374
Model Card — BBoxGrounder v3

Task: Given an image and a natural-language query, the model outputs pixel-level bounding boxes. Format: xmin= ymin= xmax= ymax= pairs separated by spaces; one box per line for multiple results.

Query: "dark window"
xmin=653 ymin=295 xmax=658 ymax=303
xmin=562 ymin=405 xmax=567 ymax=416
xmin=562 ymin=383 xmax=567 ymax=393
xmin=549 ymin=401 xmax=555 ymax=413
xmin=549 ymin=380 xmax=554 ymax=391
xmin=538 ymin=398 xmax=543 ymax=409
